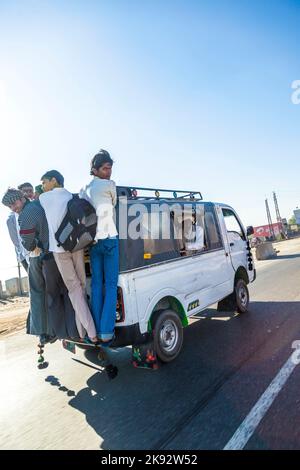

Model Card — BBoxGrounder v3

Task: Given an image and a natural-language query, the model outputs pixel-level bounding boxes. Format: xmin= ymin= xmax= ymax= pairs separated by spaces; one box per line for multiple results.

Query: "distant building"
xmin=293 ymin=209 xmax=300 ymax=225
xmin=5 ymin=278 xmax=21 ymax=296
xmin=5 ymin=276 xmax=29 ymax=296
xmin=253 ymin=222 xmax=283 ymax=238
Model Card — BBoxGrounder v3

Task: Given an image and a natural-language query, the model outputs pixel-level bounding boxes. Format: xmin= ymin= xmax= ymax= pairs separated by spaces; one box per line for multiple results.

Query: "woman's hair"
xmin=90 ymin=149 xmax=114 ymax=175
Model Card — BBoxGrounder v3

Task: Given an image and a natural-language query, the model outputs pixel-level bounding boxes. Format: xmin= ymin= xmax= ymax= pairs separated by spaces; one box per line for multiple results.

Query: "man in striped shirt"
xmin=5 ymin=182 xmax=34 ymax=274
xmin=2 ymin=188 xmax=52 ymax=344
xmin=2 ymin=188 xmax=78 ymax=343
xmin=6 ymin=211 xmax=29 ymax=272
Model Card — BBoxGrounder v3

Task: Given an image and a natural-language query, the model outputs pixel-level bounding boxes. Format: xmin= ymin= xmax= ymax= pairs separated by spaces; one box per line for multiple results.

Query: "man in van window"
xmin=184 ymin=214 xmax=205 ymax=253
xmin=40 ymin=170 xmax=98 ymax=343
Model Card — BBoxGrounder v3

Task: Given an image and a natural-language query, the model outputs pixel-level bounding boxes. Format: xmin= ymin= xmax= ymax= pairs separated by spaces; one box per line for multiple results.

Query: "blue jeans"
xmin=90 ymin=237 xmax=119 ymax=340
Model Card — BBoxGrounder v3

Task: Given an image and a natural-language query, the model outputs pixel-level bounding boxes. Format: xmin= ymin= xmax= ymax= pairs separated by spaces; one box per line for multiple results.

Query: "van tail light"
xmin=116 ymin=287 xmax=125 ymax=323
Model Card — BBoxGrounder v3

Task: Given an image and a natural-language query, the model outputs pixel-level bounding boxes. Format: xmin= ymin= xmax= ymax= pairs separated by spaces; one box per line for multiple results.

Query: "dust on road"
xmin=0 ymin=296 xmax=29 ymax=337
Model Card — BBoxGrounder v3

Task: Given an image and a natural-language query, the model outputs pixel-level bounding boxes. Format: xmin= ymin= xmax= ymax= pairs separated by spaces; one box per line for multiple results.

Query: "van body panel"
xmin=217 ymin=204 xmax=255 ymax=283
xmin=131 ymin=248 xmax=234 ymax=333
xmin=93 ymin=197 xmax=256 ymax=351
xmin=117 ymin=273 xmax=138 ymax=326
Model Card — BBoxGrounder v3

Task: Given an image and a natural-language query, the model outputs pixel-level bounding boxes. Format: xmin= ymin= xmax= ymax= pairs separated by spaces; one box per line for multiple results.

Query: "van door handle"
xmin=230 ymin=242 xmax=234 ymax=247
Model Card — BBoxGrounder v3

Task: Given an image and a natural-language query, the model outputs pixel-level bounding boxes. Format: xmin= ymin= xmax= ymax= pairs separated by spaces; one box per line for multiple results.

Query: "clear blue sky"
xmin=1 ymin=0 xmax=300 ymax=281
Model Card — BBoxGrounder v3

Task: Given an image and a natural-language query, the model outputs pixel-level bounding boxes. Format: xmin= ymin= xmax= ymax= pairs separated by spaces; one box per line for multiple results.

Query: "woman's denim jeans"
xmin=90 ymin=237 xmax=119 ymax=340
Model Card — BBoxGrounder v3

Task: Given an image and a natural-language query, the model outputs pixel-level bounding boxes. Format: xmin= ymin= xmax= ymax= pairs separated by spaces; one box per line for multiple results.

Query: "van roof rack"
xmin=117 ymin=186 xmax=203 ymax=201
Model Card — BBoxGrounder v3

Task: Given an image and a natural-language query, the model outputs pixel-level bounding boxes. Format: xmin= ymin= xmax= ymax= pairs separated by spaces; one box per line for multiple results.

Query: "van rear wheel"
xmin=153 ymin=310 xmax=183 ymax=363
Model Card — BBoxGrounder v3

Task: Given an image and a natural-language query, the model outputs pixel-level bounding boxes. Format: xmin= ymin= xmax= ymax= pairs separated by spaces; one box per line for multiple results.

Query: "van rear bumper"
xmin=112 ymin=324 xmax=151 ymax=348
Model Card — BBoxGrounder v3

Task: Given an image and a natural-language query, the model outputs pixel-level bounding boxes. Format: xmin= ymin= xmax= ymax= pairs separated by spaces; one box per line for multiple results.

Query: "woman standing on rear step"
xmin=80 ymin=150 xmax=119 ymax=346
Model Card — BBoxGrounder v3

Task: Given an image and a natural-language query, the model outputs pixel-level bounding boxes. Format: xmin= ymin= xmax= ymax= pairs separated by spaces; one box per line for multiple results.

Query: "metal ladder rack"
xmin=117 ymin=186 xmax=203 ymax=201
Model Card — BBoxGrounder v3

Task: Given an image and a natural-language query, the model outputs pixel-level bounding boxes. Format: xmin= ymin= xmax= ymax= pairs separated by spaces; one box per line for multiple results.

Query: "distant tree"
xmin=288 ymin=215 xmax=296 ymax=225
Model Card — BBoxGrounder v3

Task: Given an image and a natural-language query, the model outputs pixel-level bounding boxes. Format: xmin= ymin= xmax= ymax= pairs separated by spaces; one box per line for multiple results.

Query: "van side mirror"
xmin=247 ymin=226 xmax=254 ymax=236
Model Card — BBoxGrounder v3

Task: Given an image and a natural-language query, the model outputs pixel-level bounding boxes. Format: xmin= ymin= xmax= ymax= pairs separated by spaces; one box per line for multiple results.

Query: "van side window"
xmin=204 ymin=207 xmax=223 ymax=250
xmin=118 ymin=202 xmax=182 ymax=271
xmin=173 ymin=204 xmax=207 ymax=256
xmin=142 ymin=210 xmax=181 ymax=258
xmin=222 ymin=208 xmax=245 ymax=241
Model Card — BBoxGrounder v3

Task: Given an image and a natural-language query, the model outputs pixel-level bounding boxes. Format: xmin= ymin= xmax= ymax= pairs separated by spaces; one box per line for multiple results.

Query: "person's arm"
xmin=110 ymin=180 xmax=117 ymax=207
xmin=35 ymin=204 xmax=49 ymax=252
xmin=6 ymin=214 xmax=23 ymax=261
xmin=79 ymin=185 xmax=90 ymax=203
xmin=195 ymin=225 xmax=205 ymax=250
xmin=79 ymin=186 xmax=85 ymax=199
xmin=18 ymin=208 xmax=38 ymax=252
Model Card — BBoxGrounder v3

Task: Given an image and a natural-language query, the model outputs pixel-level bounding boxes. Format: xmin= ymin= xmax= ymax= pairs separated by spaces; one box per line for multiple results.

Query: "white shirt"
xmin=185 ymin=225 xmax=205 ymax=251
xmin=39 ymin=188 xmax=72 ymax=253
xmin=80 ymin=177 xmax=118 ymax=240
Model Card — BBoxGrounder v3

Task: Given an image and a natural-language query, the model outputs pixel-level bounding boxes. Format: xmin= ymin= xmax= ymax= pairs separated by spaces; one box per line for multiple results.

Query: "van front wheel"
xmin=153 ymin=310 xmax=183 ymax=363
xmin=217 ymin=278 xmax=249 ymax=313
xmin=235 ymin=279 xmax=249 ymax=313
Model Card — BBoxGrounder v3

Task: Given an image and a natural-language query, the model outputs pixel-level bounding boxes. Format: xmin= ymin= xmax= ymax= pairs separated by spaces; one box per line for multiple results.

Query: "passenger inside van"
xmin=185 ymin=221 xmax=205 ymax=252
xmin=172 ymin=209 xmax=206 ymax=256
xmin=183 ymin=214 xmax=205 ymax=255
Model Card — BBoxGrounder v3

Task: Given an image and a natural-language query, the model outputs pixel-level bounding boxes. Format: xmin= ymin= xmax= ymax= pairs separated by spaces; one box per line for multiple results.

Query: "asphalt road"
xmin=1 ymin=238 xmax=300 ymax=450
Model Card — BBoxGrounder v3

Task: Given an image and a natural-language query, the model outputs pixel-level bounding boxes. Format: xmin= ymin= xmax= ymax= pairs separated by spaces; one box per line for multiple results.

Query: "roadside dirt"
xmin=0 ymin=296 xmax=29 ymax=337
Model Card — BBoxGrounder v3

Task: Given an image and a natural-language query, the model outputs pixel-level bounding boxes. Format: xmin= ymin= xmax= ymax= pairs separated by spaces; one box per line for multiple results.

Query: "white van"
xmin=102 ymin=186 xmax=256 ymax=364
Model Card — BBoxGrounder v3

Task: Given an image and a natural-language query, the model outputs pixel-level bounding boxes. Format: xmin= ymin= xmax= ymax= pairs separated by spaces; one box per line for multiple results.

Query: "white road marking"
xmin=224 ymin=354 xmax=298 ymax=450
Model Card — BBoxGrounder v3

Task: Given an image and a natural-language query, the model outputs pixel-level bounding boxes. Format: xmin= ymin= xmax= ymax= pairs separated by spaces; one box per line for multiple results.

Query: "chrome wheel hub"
xmin=239 ymin=285 xmax=248 ymax=307
xmin=159 ymin=319 xmax=178 ymax=352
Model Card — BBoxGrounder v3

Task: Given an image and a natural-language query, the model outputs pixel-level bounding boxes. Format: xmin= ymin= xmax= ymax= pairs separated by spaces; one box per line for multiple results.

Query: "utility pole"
xmin=17 ymin=261 xmax=23 ymax=295
xmin=265 ymin=198 xmax=275 ymax=240
xmin=273 ymin=191 xmax=282 ymax=224
xmin=273 ymin=191 xmax=284 ymax=239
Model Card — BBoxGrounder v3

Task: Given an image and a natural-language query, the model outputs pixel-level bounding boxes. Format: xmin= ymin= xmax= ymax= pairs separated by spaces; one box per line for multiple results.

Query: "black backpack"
xmin=55 ymin=194 xmax=97 ymax=252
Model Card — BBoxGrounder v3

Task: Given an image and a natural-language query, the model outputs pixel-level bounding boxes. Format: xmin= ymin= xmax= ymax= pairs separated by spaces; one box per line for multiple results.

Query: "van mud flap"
xmin=132 ymin=342 xmax=159 ymax=370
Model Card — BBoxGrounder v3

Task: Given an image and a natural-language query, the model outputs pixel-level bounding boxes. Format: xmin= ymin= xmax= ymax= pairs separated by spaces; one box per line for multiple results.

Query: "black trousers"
xmin=21 ymin=259 xmax=29 ymax=272
xmin=28 ymin=256 xmax=49 ymax=336
xmin=42 ymin=254 xmax=79 ymax=340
